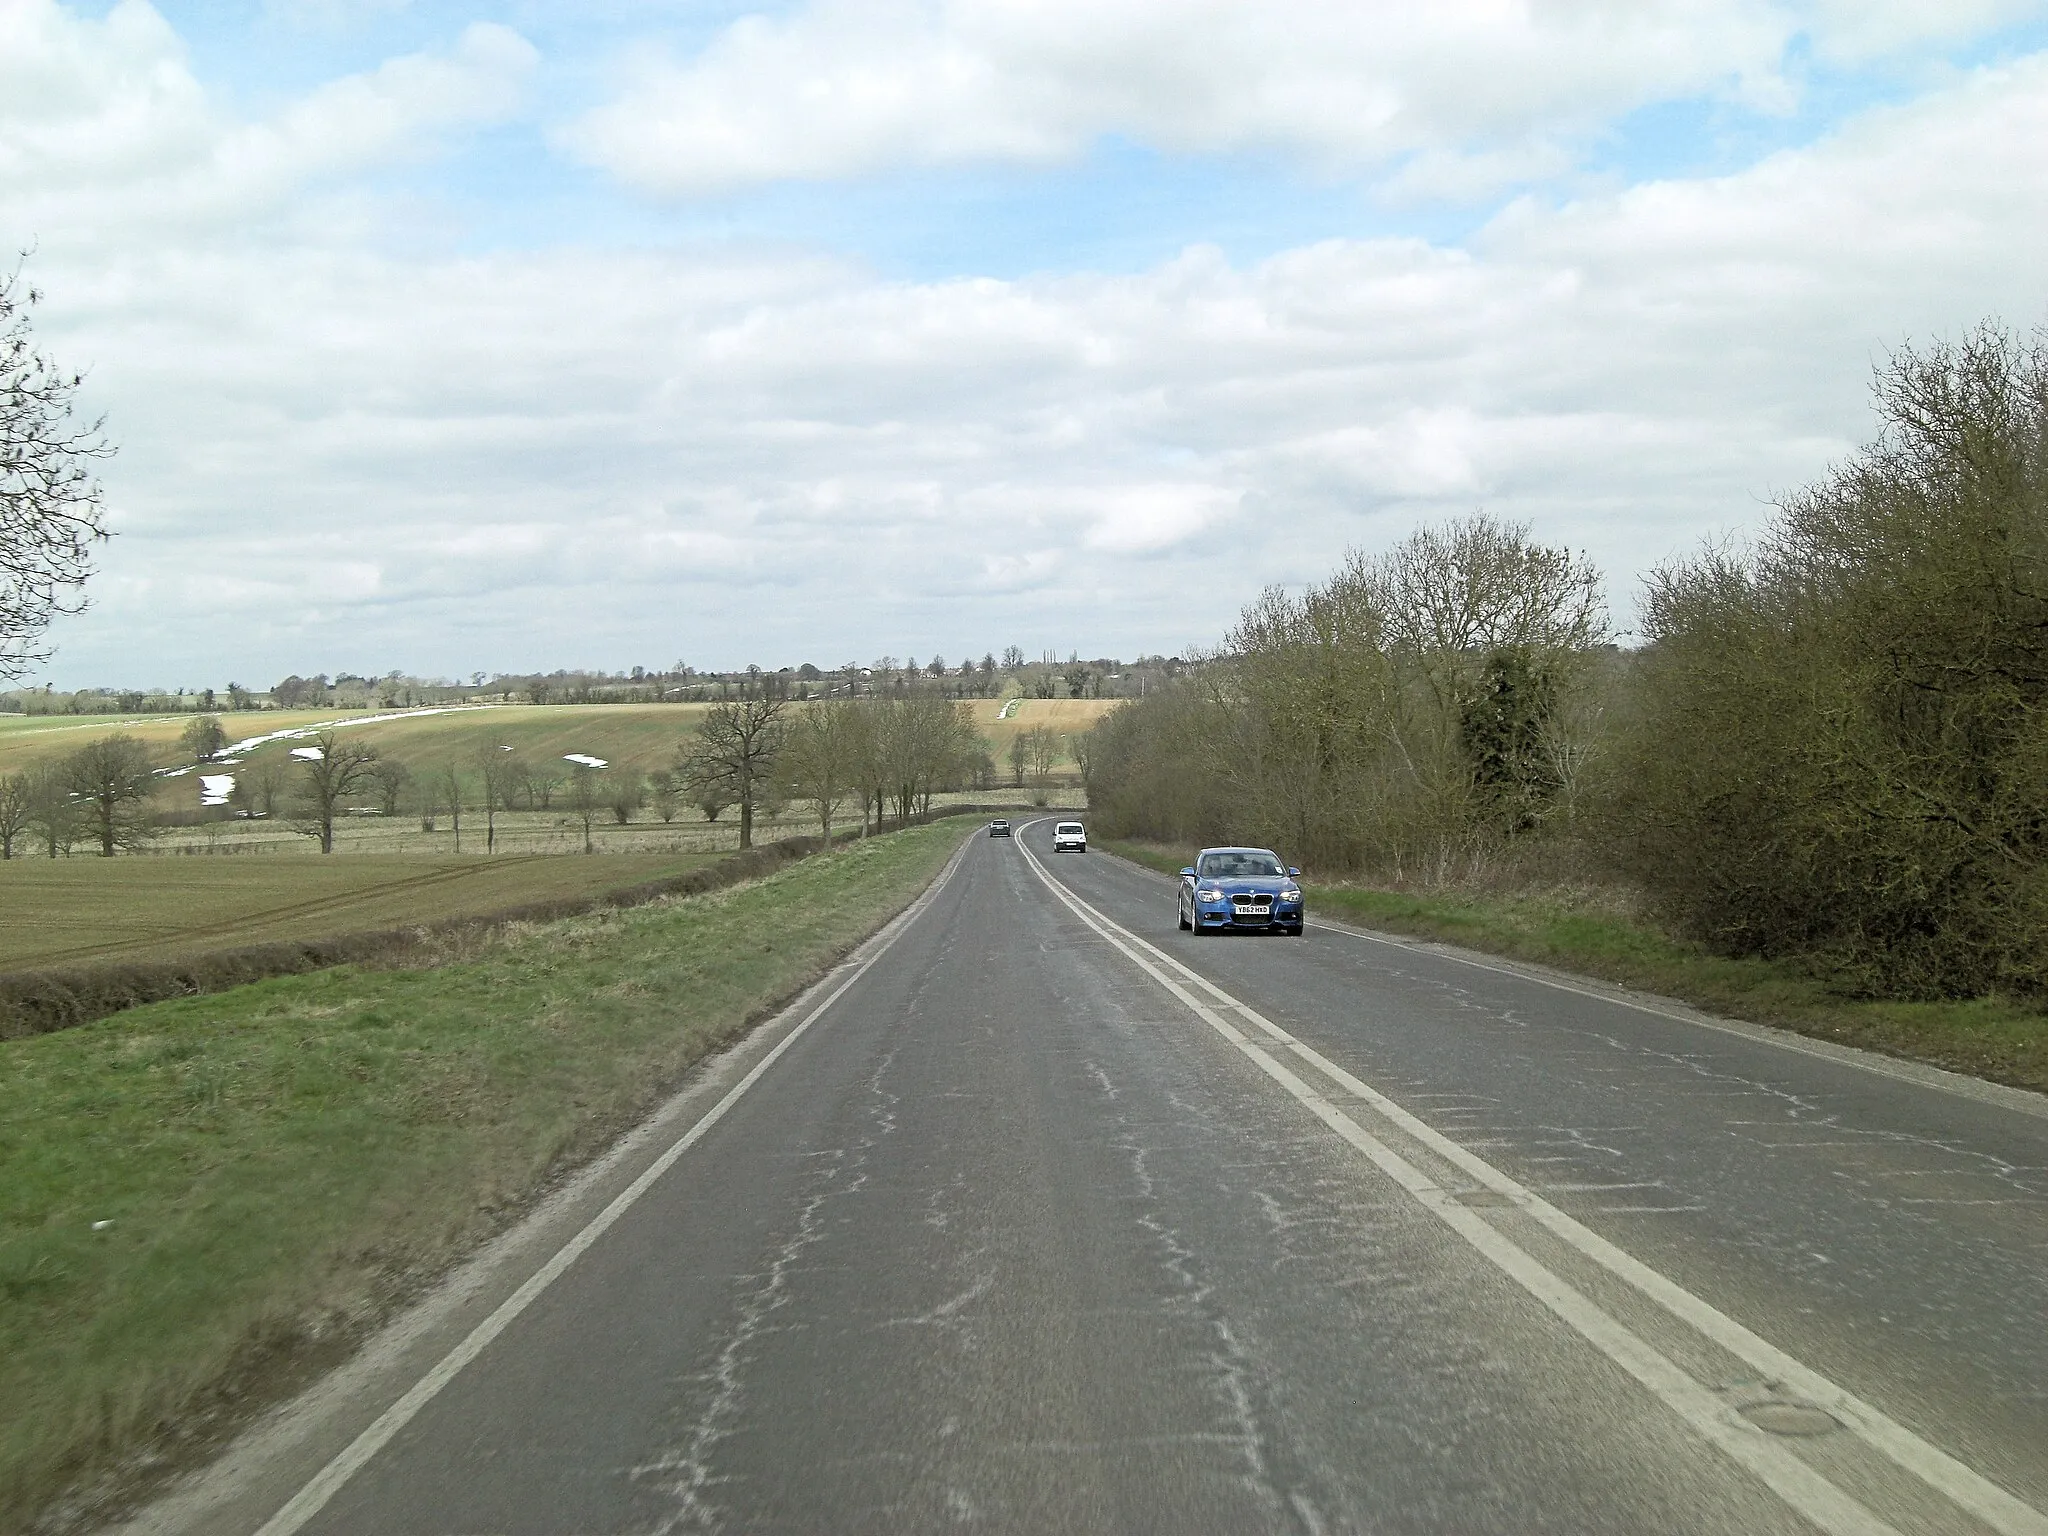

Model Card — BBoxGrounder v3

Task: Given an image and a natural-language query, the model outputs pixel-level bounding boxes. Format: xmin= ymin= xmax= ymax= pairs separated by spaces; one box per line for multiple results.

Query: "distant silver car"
xmin=1053 ymin=821 xmax=1087 ymax=852
xmin=988 ymin=819 xmax=1012 ymax=837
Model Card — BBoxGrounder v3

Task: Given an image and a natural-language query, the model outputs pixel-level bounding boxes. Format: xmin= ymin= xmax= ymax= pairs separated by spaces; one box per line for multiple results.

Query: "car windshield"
xmin=1200 ymin=851 xmax=1285 ymax=878
xmin=1057 ymin=824 xmax=1082 ymax=833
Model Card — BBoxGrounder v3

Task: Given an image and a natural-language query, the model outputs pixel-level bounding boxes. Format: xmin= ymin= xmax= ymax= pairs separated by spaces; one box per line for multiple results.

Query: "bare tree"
xmin=521 ymin=761 xmax=561 ymax=811
xmin=565 ymin=761 xmax=601 ymax=853
xmin=648 ymin=768 xmax=682 ymax=823
xmin=246 ymin=755 xmax=290 ymax=816
xmin=65 ymin=733 xmax=156 ymax=855
xmin=880 ymin=694 xmax=979 ymax=823
xmin=25 ymin=763 xmax=77 ymax=856
xmin=607 ymin=770 xmax=645 ymax=825
xmin=2 ymin=258 xmax=113 ymax=681
xmin=367 ymin=757 xmax=411 ymax=815
xmin=475 ymin=743 xmax=520 ymax=853
xmin=0 ymin=770 xmax=30 ymax=857
xmin=778 ymin=698 xmax=859 ymax=838
xmin=292 ymin=731 xmax=379 ymax=853
xmin=677 ymin=685 xmax=789 ymax=849
xmin=180 ymin=713 xmax=228 ymax=763
xmin=1020 ymin=724 xmax=1062 ymax=790
xmin=435 ymin=762 xmax=466 ymax=851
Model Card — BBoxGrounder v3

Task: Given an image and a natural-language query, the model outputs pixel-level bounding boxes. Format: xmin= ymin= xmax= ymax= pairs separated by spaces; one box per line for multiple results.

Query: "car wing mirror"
xmin=1288 ymin=867 xmax=1300 ymax=877
xmin=1179 ymin=867 xmax=1196 ymax=879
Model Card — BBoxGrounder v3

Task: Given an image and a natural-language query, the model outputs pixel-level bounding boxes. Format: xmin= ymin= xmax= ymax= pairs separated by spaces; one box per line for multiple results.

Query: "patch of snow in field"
xmin=290 ymin=746 xmax=323 ymax=760
xmin=159 ymin=765 xmax=193 ymax=777
xmin=216 ymin=704 xmax=496 ymax=760
xmin=563 ymin=753 xmax=608 ymax=768
xmin=199 ymin=773 xmax=235 ymax=806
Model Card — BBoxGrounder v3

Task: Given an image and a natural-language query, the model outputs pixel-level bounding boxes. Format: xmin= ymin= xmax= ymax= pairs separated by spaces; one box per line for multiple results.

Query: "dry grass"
xmin=965 ymin=697 xmax=1121 ymax=770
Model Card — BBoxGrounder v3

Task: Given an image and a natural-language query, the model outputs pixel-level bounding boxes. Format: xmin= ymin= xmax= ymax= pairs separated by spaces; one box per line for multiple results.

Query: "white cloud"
xmin=561 ymin=0 xmax=2048 ymax=197
xmin=0 ymin=1 xmax=535 ymax=244
xmin=14 ymin=10 xmax=2048 ymax=680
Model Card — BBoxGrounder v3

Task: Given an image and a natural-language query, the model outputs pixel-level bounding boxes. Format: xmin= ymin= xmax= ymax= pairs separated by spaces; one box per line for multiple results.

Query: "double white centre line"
xmin=1019 ymin=835 xmax=2048 ymax=1536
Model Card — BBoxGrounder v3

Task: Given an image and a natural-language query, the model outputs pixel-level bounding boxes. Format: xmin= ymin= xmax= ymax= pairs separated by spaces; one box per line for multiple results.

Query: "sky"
xmin=6 ymin=0 xmax=2048 ymax=689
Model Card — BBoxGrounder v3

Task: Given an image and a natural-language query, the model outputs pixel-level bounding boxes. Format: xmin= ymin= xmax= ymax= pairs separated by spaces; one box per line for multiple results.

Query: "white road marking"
xmin=252 ymin=835 xmax=975 ymax=1536
xmin=1019 ymin=831 xmax=2048 ymax=1536
xmin=1308 ymin=914 xmax=2048 ymax=1123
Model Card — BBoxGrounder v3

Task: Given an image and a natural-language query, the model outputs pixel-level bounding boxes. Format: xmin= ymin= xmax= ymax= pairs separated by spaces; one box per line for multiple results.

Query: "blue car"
xmin=1177 ymin=847 xmax=1305 ymax=936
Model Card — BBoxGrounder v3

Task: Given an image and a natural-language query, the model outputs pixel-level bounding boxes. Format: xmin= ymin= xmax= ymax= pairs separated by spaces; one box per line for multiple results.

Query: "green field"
xmin=0 ymin=703 xmax=708 ymax=794
xmin=0 ymin=819 xmax=970 ymax=1532
xmin=0 ymin=701 xmax=1106 ymax=855
xmin=0 ymin=698 xmax=1122 ymax=788
xmin=0 ymin=853 xmax=723 ymax=971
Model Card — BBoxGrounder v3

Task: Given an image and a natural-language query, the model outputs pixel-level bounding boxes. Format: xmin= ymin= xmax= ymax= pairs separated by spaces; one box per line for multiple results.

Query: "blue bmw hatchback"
xmin=1177 ymin=847 xmax=1305 ymax=936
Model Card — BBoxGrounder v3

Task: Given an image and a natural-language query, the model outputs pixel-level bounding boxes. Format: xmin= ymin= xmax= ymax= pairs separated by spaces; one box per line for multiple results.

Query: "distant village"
xmin=1 ymin=650 xmax=1190 ymax=717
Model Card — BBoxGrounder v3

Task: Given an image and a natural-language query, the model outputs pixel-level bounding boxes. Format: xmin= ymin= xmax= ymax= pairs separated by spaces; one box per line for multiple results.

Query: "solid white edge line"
xmin=1019 ymin=832 xmax=2048 ymax=1536
xmin=253 ymin=833 xmax=974 ymax=1536
xmin=1307 ymin=913 xmax=2048 ymax=1123
xmin=1106 ymin=848 xmax=2046 ymax=1121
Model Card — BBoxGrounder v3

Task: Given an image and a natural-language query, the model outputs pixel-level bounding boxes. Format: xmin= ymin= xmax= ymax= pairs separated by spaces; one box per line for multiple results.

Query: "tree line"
xmin=0 ymin=681 xmax=1011 ymax=859
xmin=1086 ymin=322 xmax=2048 ymax=1003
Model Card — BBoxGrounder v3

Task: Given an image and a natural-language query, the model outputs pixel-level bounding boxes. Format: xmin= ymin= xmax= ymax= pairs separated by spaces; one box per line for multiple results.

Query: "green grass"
xmin=0 ymin=853 xmax=727 ymax=971
xmin=0 ymin=819 xmax=970 ymax=1532
xmin=0 ymin=708 xmax=363 ymax=776
xmin=1102 ymin=839 xmax=2048 ymax=1096
xmin=0 ymin=703 xmax=713 ymax=801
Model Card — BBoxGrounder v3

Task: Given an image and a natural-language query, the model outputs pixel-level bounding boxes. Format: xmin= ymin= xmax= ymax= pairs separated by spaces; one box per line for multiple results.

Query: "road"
xmin=137 ymin=820 xmax=2048 ymax=1535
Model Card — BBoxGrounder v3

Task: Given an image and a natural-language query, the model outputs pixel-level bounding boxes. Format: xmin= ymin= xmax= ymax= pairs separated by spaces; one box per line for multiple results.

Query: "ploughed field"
xmin=0 ymin=853 xmax=722 ymax=971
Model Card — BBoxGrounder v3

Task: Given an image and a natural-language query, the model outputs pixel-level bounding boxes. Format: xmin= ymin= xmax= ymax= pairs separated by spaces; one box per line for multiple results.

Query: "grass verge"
xmin=1102 ymin=838 xmax=2048 ymax=1096
xmin=0 ymin=819 xmax=970 ymax=1534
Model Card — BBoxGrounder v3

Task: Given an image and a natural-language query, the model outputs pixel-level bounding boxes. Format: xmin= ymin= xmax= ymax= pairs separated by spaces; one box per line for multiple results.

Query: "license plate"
xmin=1238 ymin=904 xmax=1270 ymax=917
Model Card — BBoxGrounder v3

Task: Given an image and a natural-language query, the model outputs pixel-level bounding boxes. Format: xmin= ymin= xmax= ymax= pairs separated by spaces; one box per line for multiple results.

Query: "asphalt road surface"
xmin=146 ymin=821 xmax=2048 ymax=1535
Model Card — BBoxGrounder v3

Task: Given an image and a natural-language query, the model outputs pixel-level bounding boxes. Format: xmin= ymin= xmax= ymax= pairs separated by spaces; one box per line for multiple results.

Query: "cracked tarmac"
xmin=150 ymin=823 xmax=2048 ymax=1535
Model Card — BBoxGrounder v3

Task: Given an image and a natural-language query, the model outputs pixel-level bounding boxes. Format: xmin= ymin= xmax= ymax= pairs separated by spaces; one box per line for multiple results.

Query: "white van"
xmin=1053 ymin=821 xmax=1087 ymax=853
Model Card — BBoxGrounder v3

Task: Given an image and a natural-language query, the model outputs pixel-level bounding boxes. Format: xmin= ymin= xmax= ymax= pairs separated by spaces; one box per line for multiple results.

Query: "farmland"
xmin=0 ymin=699 xmax=1109 ymax=966
xmin=0 ymin=853 xmax=723 ymax=971
xmin=0 ymin=698 xmax=1121 ymax=814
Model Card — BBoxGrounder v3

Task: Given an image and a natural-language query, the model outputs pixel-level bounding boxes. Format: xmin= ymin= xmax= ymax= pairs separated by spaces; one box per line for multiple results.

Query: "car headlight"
xmin=1196 ymin=886 xmax=1226 ymax=901
xmin=1280 ymin=887 xmax=1301 ymax=901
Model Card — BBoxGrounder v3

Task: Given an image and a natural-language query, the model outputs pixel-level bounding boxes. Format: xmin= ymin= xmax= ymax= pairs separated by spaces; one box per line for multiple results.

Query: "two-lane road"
xmin=139 ymin=821 xmax=2048 ymax=1535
